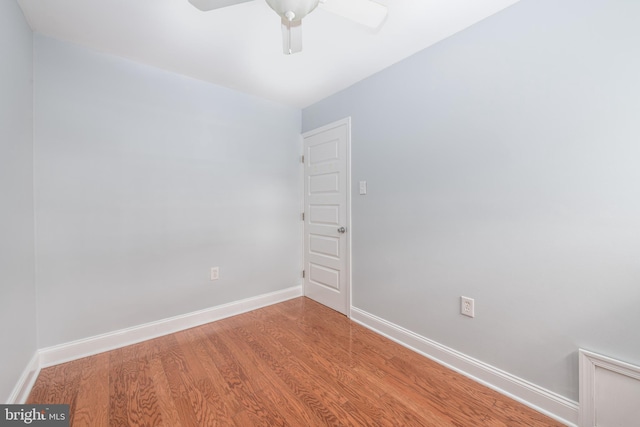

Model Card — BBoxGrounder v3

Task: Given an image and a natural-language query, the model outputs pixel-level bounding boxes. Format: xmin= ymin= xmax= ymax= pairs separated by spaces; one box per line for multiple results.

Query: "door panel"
xmin=309 ymin=234 xmax=340 ymax=258
xmin=309 ymin=263 xmax=340 ymax=290
xmin=309 ymin=173 xmax=340 ymax=194
xmin=309 ymin=204 xmax=340 ymax=224
xmin=303 ymin=118 xmax=350 ymax=315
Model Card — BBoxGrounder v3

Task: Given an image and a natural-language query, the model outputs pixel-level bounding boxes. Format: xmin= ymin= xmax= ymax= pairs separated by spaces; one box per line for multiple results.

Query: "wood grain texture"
xmin=27 ymin=297 xmax=563 ymax=426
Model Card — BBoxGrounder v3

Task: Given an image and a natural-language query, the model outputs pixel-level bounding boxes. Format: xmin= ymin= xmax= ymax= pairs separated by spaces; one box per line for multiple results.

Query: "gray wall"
xmin=303 ymin=0 xmax=640 ymax=401
xmin=34 ymin=35 xmax=302 ymax=348
xmin=0 ymin=0 xmax=37 ymax=402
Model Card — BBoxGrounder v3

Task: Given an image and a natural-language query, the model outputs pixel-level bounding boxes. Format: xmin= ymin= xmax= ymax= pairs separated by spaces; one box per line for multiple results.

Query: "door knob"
xmin=338 ymin=227 xmax=346 ymax=234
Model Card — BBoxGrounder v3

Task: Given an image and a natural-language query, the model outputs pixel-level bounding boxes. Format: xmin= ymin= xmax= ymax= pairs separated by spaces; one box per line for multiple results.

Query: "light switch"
xmin=359 ymin=180 xmax=367 ymax=195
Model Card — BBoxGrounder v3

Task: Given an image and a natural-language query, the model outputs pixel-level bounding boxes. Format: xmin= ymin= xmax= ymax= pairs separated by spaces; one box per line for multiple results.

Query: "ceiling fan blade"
xmin=281 ymin=17 xmax=302 ymax=55
xmin=188 ymin=0 xmax=253 ymax=12
xmin=319 ymin=0 xmax=387 ymax=29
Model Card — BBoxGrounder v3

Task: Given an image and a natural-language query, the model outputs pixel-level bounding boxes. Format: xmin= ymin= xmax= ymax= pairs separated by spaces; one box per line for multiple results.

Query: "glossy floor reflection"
xmin=28 ymin=297 xmax=562 ymax=426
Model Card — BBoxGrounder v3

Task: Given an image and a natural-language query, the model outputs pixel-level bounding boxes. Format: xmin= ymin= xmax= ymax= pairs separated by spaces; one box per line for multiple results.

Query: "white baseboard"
xmin=7 ymin=352 xmax=40 ymax=404
xmin=39 ymin=285 xmax=302 ymax=368
xmin=350 ymin=306 xmax=579 ymax=427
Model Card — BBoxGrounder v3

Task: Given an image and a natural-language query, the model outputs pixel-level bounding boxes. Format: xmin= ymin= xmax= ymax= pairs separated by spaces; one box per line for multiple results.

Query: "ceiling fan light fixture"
xmin=265 ymin=0 xmax=320 ymax=21
xmin=186 ymin=0 xmax=388 ymax=55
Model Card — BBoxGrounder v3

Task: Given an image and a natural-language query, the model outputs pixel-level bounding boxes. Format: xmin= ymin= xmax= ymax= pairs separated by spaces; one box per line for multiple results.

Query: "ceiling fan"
xmin=188 ymin=0 xmax=387 ymax=55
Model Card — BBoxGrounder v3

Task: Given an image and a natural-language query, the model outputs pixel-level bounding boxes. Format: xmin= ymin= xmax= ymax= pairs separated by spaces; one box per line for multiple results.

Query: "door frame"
xmin=301 ymin=117 xmax=352 ymax=317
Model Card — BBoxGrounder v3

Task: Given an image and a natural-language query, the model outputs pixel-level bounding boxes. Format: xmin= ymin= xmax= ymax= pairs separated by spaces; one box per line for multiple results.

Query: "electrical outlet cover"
xmin=461 ymin=296 xmax=475 ymax=318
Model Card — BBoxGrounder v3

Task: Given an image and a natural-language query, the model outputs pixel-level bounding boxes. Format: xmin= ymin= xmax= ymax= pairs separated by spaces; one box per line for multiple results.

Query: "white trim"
xmin=579 ymin=349 xmax=640 ymax=427
xmin=350 ymin=306 xmax=579 ymax=427
xmin=301 ymin=117 xmax=350 ymax=139
xmin=345 ymin=117 xmax=352 ymax=318
xmin=299 ymin=134 xmax=309 ymax=295
xmin=39 ymin=286 xmax=302 ymax=368
xmin=7 ymin=352 xmax=40 ymax=404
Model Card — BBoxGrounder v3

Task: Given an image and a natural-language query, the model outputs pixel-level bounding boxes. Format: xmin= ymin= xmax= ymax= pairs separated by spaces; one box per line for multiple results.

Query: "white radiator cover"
xmin=579 ymin=349 xmax=640 ymax=427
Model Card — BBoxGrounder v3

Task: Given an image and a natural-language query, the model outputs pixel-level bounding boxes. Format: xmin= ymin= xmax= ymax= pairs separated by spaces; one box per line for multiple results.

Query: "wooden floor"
xmin=28 ymin=297 xmax=562 ymax=426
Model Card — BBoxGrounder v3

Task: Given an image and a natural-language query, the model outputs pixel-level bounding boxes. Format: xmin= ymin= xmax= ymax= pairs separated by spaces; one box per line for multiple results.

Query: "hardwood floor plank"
xmin=27 ymin=357 xmax=84 ymax=425
xmin=194 ymin=322 xmax=293 ymax=425
xmin=123 ymin=343 xmax=163 ymax=426
xmin=108 ymin=347 xmax=129 ymax=427
xmin=173 ymin=328 xmax=237 ymax=425
xmin=271 ymin=305 xmax=469 ymax=426
xmin=146 ymin=346 xmax=184 ymax=427
xmin=209 ymin=325 xmax=320 ymax=426
xmin=152 ymin=334 xmax=221 ymax=426
xmin=27 ymin=297 xmax=563 ymax=426
xmin=222 ymin=321 xmax=363 ymax=425
xmin=242 ymin=309 xmax=449 ymax=426
xmin=72 ymin=352 xmax=110 ymax=427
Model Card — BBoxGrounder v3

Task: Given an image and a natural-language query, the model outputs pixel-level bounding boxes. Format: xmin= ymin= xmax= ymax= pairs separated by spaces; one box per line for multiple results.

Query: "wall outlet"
xmin=210 ymin=267 xmax=219 ymax=281
xmin=461 ymin=296 xmax=475 ymax=318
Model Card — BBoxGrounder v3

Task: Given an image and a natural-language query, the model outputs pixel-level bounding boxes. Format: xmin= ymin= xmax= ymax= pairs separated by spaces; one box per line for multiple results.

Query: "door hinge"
xmin=301 ymin=212 xmax=305 ymax=221
xmin=301 ymin=155 xmax=305 ymax=164
xmin=302 ymin=270 xmax=305 ymax=278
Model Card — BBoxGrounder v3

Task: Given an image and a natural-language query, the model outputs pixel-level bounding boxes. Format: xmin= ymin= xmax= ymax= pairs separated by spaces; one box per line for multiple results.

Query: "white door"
xmin=303 ymin=118 xmax=351 ymax=315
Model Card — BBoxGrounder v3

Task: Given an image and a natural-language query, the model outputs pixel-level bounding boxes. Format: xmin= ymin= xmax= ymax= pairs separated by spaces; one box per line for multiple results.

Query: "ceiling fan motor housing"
xmin=265 ymin=0 xmax=320 ymax=21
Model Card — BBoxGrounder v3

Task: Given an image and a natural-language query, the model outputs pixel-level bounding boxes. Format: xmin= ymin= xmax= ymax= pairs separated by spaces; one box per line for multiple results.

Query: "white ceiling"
xmin=18 ymin=0 xmax=519 ymax=108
